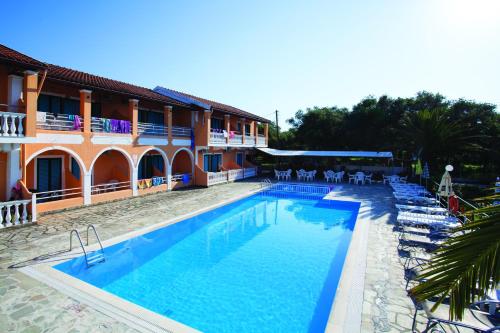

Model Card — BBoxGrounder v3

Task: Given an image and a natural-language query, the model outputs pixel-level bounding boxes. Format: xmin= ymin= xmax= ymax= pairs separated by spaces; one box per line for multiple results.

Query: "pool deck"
xmin=0 ymin=180 xmax=421 ymax=332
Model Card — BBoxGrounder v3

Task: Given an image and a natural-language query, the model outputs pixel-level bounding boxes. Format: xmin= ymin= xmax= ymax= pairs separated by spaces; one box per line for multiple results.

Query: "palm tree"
xmin=409 ymin=204 xmax=500 ymax=320
xmin=400 ymin=107 xmax=484 ymax=165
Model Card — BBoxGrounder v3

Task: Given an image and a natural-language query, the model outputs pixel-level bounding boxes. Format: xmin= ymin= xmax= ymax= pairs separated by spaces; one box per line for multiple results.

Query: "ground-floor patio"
xmin=0 ymin=180 xmax=422 ymax=332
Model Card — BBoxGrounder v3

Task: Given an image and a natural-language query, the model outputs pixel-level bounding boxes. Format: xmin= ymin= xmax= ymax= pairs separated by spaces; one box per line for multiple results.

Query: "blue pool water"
xmin=55 ymin=191 xmax=360 ymax=333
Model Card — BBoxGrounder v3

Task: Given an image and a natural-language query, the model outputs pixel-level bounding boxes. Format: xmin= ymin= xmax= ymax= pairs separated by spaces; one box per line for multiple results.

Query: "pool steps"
xmin=69 ymin=224 xmax=105 ymax=267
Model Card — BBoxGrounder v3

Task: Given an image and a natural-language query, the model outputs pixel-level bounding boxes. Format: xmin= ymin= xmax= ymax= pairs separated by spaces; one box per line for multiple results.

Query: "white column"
xmin=167 ymin=164 xmax=172 ymax=190
xmin=132 ymin=167 xmax=138 ymax=196
xmin=83 ymin=172 xmax=92 ymax=205
xmin=6 ymin=145 xmax=21 ymax=200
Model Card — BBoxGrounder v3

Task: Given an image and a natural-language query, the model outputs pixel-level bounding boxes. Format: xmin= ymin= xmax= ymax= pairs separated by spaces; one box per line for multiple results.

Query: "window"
xmin=203 ymin=154 xmax=222 ymax=172
xmin=237 ymin=122 xmax=241 ymax=132
xmin=236 ymin=152 xmax=243 ymax=167
xmin=211 ymin=118 xmax=223 ymax=130
xmin=37 ymin=94 xmax=80 ymax=115
xmin=70 ymin=157 xmax=80 ymax=180
xmin=245 ymin=124 xmax=251 ymax=136
xmin=139 ymin=110 xmax=164 ymax=125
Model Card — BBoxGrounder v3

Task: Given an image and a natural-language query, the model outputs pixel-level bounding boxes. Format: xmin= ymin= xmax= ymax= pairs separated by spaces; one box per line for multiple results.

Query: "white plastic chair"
xmin=274 ymin=169 xmax=281 ymax=181
xmin=348 ymin=173 xmax=356 ymax=184
xmin=365 ymin=173 xmax=373 ymax=184
xmin=324 ymin=171 xmax=333 ymax=182
xmin=285 ymin=169 xmax=292 ymax=181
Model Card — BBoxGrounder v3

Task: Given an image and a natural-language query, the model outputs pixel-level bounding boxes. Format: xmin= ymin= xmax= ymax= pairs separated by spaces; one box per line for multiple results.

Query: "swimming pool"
xmin=55 ymin=190 xmax=360 ymax=333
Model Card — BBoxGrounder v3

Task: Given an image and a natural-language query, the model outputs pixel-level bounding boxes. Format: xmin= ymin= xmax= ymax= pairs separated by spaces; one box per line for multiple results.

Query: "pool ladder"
xmin=70 ymin=224 xmax=105 ymax=267
xmin=260 ymin=178 xmax=273 ymax=189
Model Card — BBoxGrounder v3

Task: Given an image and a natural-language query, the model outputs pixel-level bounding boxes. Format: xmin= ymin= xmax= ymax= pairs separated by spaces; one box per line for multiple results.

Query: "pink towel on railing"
xmin=229 ymin=131 xmax=235 ymax=139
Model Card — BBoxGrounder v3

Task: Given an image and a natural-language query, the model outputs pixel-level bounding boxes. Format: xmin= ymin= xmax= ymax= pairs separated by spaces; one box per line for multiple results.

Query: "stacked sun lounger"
xmin=389 ymin=183 xmax=500 ymax=332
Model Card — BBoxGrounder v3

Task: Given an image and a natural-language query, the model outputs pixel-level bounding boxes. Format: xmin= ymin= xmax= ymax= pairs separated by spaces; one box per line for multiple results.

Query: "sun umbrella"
xmin=438 ymin=165 xmax=454 ymax=197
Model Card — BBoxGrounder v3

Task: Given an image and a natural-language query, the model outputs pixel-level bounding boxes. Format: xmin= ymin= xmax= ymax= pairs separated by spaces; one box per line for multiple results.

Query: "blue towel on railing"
xmin=182 ymin=174 xmax=190 ymax=184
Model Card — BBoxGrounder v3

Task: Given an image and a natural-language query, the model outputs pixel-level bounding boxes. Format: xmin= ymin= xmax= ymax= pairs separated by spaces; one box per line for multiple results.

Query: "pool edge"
xmin=325 ymin=199 xmax=371 ymax=333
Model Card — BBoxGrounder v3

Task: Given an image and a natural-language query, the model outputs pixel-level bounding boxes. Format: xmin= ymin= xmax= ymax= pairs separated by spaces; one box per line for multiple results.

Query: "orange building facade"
xmin=0 ymin=44 xmax=268 ymax=224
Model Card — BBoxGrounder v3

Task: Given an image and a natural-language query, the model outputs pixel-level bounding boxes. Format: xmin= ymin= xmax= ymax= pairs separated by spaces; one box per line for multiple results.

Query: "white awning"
xmin=257 ymin=148 xmax=393 ymax=158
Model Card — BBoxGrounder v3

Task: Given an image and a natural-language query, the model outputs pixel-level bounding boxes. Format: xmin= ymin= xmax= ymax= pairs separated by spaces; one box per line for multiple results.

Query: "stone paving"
xmin=0 ymin=180 xmax=424 ymax=332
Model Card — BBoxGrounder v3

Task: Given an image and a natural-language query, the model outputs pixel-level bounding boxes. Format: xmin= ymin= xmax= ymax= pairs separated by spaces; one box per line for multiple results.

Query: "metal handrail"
xmin=86 ymin=224 xmax=104 ymax=253
xmin=69 ymin=229 xmax=89 ymax=264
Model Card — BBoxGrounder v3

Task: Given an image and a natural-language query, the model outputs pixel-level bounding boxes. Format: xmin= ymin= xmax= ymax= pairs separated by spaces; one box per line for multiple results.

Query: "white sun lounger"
xmin=397 ymin=212 xmax=461 ymax=229
xmin=395 ymin=204 xmax=448 ymax=215
xmin=393 ymin=193 xmax=438 ymax=205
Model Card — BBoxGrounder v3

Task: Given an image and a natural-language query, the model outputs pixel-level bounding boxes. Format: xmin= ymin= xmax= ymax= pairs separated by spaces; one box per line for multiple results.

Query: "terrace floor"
xmin=0 ymin=180 xmax=423 ymax=332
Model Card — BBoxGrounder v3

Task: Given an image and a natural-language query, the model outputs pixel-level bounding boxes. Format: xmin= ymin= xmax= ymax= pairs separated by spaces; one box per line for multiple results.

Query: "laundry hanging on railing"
xmin=68 ymin=115 xmax=82 ymax=130
xmin=101 ymin=118 xmax=131 ymax=133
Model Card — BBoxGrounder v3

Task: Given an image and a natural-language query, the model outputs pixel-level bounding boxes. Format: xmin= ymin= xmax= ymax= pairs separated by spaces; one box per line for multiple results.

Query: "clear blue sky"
xmin=1 ymin=0 xmax=499 ymax=127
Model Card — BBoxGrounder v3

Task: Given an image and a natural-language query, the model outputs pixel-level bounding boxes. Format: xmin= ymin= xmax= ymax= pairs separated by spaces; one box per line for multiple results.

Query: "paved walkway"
xmin=0 ymin=180 xmax=420 ymax=332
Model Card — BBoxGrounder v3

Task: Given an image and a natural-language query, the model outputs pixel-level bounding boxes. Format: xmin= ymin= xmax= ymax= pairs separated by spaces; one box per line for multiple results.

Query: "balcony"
xmin=210 ymin=130 xmax=226 ymax=144
xmin=207 ymin=167 xmax=258 ymax=186
xmin=138 ymin=122 xmax=167 ymax=136
xmin=37 ymin=112 xmax=83 ymax=132
xmin=257 ymin=135 xmax=266 ymax=146
xmin=91 ymin=117 xmax=131 ymax=134
xmin=1 ymin=111 xmax=26 ymax=137
xmin=244 ymin=135 xmax=255 ymax=145
xmin=171 ymin=126 xmax=192 ymax=137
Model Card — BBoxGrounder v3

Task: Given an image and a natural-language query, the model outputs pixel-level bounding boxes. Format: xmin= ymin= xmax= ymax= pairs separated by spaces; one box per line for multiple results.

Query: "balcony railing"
xmin=228 ymin=169 xmax=244 ymax=181
xmin=229 ymin=134 xmax=243 ymax=145
xmin=171 ymin=173 xmax=192 ymax=182
xmin=37 ymin=112 xmax=83 ymax=132
xmin=244 ymin=135 xmax=255 ymax=144
xmin=210 ymin=130 xmax=226 ymax=144
xmin=137 ymin=122 xmax=167 ymax=136
xmin=257 ymin=135 xmax=266 ymax=146
xmin=0 ymin=199 xmax=32 ymax=228
xmin=35 ymin=186 xmax=83 ymax=203
xmin=137 ymin=177 xmax=167 ymax=189
xmin=208 ymin=171 xmax=228 ymax=186
xmin=172 ymin=126 xmax=192 ymax=137
xmin=91 ymin=180 xmax=131 ymax=194
xmin=0 ymin=111 xmax=25 ymax=137
xmin=91 ymin=117 xmax=131 ymax=134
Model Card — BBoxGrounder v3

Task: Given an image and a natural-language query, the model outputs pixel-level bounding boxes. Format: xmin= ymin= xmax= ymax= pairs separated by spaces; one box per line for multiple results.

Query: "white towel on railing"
xmin=223 ymin=130 xmax=228 ymax=138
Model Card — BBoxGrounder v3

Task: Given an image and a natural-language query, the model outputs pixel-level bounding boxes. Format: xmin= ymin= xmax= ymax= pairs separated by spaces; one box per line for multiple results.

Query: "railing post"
xmin=23 ymin=70 xmax=38 ymax=137
xmin=165 ymin=105 xmax=173 ymax=144
xmin=21 ymin=201 xmax=28 ymax=224
xmin=31 ymin=193 xmax=37 ymax=222
xmin=4 ymin=204 xmax=12 ymax=227
xmin=224 ymin=114 xmax=230 ymax=144
xmin=17 ymin=114 xmax=24 ymax=137
xmin=13 ymin=203 xmax=21 ymax=225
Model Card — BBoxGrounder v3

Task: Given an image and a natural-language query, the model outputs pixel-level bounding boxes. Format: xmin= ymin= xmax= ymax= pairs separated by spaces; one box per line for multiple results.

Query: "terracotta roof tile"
xmin=0 ymin=44 xmax=47 ymax=69
xmin=46 ymin=64 xmax=188 ymax=106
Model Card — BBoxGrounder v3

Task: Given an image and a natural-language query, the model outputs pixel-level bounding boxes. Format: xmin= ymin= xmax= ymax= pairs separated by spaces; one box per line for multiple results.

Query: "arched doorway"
xmin=25 ymin=148 xmax=85 ymax=207
xmin=171 ymin=149 xmax=194 ymax=189
xmin=90 ymin=149 xmax=132 ymax=198
xmin=137 ymin=149 xmax=168 ymax=191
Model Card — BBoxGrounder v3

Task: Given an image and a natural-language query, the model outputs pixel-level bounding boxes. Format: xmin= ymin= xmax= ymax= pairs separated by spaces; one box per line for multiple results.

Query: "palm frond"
xmin=409 ymin=205 xmax=500 ymax=320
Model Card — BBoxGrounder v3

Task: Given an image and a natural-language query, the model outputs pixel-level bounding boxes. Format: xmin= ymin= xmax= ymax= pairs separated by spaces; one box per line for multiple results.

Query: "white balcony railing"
xmin=137 ymin=122 xmax=167 ymax=136
xmin=228 ymin=169 xmax=244 ymax=181
xmin=0 ymin=111 xmax=26 ymax=137
xmin=0 ymin=199 xmax=32 ymax=228
xmin=36 ymin=186 xmax=83 ymax=203
xmin=37 ymin=112 xmax=83 ymax=132
xmin=171 ymin=173 xmax=192 ymax=183
xmin=257 ymin=135 xmax=266 ymax=146
xmin=244 ymin=135 xmax=255 ymax=144
xmin=243 ymin=167 xmax=257 ymax=178
xmin=172 ymin=126 xmax=192 ymax=137
xmin=208 ymin=171 xmax=228 ymax=186
xmin=91 ymin=117 xmax=131 ymax=134
xmin=229 ymin=134 xmax=243 ymax=145
xmin=210 ymin=130 xmax=226 ymax=144
xmin=91 ymin=181 xmax=131 ymax=194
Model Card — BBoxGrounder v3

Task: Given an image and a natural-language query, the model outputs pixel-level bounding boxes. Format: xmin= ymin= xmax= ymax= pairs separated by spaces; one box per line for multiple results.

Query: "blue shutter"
xmin=71 ymin=158 xmax=80 ymax=180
